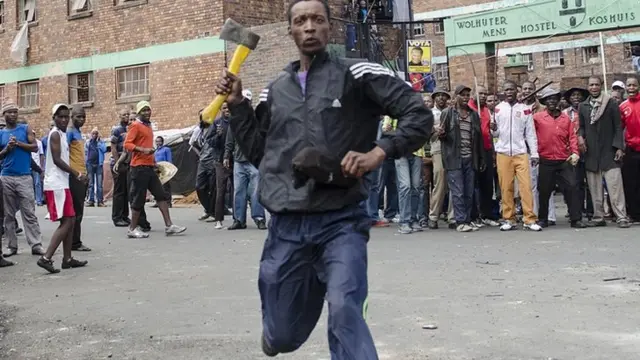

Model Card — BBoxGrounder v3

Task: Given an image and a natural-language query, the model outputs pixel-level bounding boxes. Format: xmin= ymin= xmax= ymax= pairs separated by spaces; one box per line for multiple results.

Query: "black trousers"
xmin=69 ymin=176 xmax=87 ymax=248
xmin=575 ymin=161 xmax=594 ymax=217
xmin=538 ymin=159 xmax=580 ymax=222
xmin=213 ymin=162 xmax=232 ymax=221
xmin=477 ymin=148 xmax=498 ymax=220
xmin=623 ymin=148 xmax=640 ymax=221
xmin=196 ymin=165 xmax=216 ymax=216
xmin=126 ymin=167 xmax=150 ymax=228
xmin=111 ymin=165 xmax=129 ymax=223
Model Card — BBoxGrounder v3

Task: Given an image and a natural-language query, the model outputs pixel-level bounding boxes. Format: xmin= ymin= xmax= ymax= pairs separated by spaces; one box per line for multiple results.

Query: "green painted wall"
xmin=0 ymin=36 xmax=226 ymax=84
xmin=445 ymin=0 xmax=640 ymax=47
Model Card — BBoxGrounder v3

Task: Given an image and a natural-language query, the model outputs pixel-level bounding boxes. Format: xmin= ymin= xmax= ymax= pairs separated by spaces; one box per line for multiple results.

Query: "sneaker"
xmin=398 ymin=223 xmax=413 ymax=234
xmin=16 ymin=228 xmax=23 ymax=235
xmin=261 ymin=332 xmax=278 ymax=357
xmin=256 ymin=220 xmax=268 ymax=230
xmin=31 ymin=245 xmax=45 ymax=256
xmin=448 ymin=222 xmax=457 ymax=230
xmin=372 ymin=220 xmax=390 ymax=228
xmin=587 ymin=219 xmax=607 ymax=227
xmin=214 ymin=221 xmax=224 ymax=230
xmin=97 ymin=203 xmax=107 ymax=207
xmin=500 ymin=221 xmax=515 ymax=231
xmin=127 ymin=227 xmax=150 ymax=239
xmin=0 ymin=257 xmax=14 ymax=267
xmin=228 ymin=221 xmax=247 ymax=230
xmin=482 ymin=218 xmax=500 ymax=227
xmin=410 ymin=222 xmax=423 ymax=232
xmin=62 ymin=258 xmax=88 ymax=269
xmin=165 ymin=224 xmax=187 ymax=236
xmin=523 ymin=222 xmax=542 ymax=231
xmin=418 ymin=218 xmax=429 ymax=228
xmin=427 ymin=219 xmax=438 ymax=229
xmin=469 ymin=222 xmax=480 ymax=231
xmin=198 ymin=213 xmax=211 ymax=221
xmin=617 ymin=219 xmax=631 ymax=228
xmin=37 ymin=257 xmax=60 ymax=274
xmin=45 ymin=213 xmax=50 ymax=220
xmin=456 ymin=224 xmax=473 ymax=232
xmin=571 ymin=220 xmax=587 ymax=229
xmin=391 ymin=216 xmax=400 ymax=223
xmin=471 ymin=219 xmax=485 ymax=228
xmin=85 ymin=201 xmax=95 ymax=207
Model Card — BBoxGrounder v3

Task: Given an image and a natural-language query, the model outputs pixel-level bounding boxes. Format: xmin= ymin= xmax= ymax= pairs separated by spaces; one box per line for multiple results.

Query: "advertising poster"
xmin=407 ymin=39 xmax=436 ymax=93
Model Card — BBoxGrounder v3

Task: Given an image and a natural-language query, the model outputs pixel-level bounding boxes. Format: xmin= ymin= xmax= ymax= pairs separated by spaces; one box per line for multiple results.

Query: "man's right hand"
xmin=490 ymin=121 xmax=497 ymax=131
xmin=141 ymin=147 xmax=155 ymax=155
xmin=214 ymin=69 xmax=243 ymax=106
xmin=578 ymin=136 xmax=587 ymax=153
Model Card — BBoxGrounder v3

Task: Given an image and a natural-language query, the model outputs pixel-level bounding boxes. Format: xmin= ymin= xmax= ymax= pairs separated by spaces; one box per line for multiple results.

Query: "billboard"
xmin=406 ymin=39 xmax=435 ymax=93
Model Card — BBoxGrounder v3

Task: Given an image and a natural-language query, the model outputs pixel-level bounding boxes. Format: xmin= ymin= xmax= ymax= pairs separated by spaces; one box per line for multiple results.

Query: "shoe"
xmin=214 ymin=221 xmax=224 ymax=230
xmin=427 ymin=220 xmax=438 ymax=229
xmin=37 ymin=257 xmax=60 ymax=274
xmin=617 ymin=219 xmax=631 ymax=228
xmin=224 ymin=208 xmax=233 ymax=216
xmin=538 ymin=220 xmax=549 ymax=228
xmin=548 ymin=221 xmax=556 ymax=226
xmin=587 ymin=219 xmax=607 ymax=227
xmin=256 ymin=220 xmax=268 ymax=230
xmin=114 ymin=220 xmax=129 ymax=227
xmin=0 ymin=257 xmax=14 ymax=267
xmin=523 ymin=222 xmax=542 ymax=231
xmin=228 ymin=221 xmax=247 ymax=230
xmin=261 ymin=332 xmax=278 ymax=357
xmin=85 ymin=201 xmax=95 ymax=207
xmin=482 ymin=218 xmax=500 ymax=227
xmin=456 ymin=224 xmax=473 ymax=232
xmin=165 ymin=224 xmax=187 ymax=236
xmin=72 ymin=245 xmax=92 ymax=252
xmin=471 ymin=219 xmax=484 ymax=228
xmin=391 ymin=216 xmax=400 ymax=223
xmin=372 ymin=219 xmax=390 ymax=228
xmin=31 ymin=245 xmax=45 ymax=256
xmin=571 ymin=220 xmax=587 ymax=229
xmin=398 ymin=223 xmax=413 ymax=234
xmin=127 ymin=227 xmax=149 ymax=239
xmin=418 ymin=218 xmax=429 ymax=228
xmin=16 ymin=228 xmax=23 ymax=235
xmin=448 ymin=222 xmax=457 ymax=230
xmin=410 ymin=222 xmax=423 ymax=232
xmin=140 ymin=226 xmax=151 ymax=233
xmin=62 ymin=258 xmax=88 ymax=269
xmin=3 ymin=248 xmax=17 ymax=257
xmin=45 ymin=213 xmax=50 ymax=220
xmin=500 ymin=221 xmax=515 ymax=231
xmin=151 ymin=203 xmax=159 ymax=208
xmin=97 ymin=203 xmax=107 ymax=207
xmin=469 ymin=222 xmax=480 ymax=231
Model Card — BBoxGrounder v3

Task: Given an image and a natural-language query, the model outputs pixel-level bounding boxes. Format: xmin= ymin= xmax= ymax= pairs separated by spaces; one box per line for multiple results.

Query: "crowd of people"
xmin=368 ymin=75 xmax=640 ymax=233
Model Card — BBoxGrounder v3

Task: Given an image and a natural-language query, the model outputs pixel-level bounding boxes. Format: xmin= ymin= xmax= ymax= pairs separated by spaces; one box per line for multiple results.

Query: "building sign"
xmin=406 ymin=40 xmax=435 ymax=93
xmin=444 ymin=0 xmax=639 ymax=46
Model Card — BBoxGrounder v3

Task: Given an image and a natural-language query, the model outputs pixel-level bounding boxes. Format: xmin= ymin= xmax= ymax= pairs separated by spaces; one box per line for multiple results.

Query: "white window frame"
xmin=0 ymin=1 xmax=5 ymax=27
xmin=18 ymin=0 xmax=36 ymax=24
xmin=412 ymin=23 xmax=424 ymax=37
xmin=69 ymin=0 xmax=90 ymax=13
xmin=581 ymin=46 xmax=601 ymax=64
xmin=434 ymin=63 xmax=449 ymax=81
xmin=69 ymin=72 xmax=95 ymax=104
xmin=116 ymin=64 xmax=150 ymax=99
xmin=18 ymin=81 xmax=39 ymax=109
xmin=543 ymin=50 xmax=564 ymax=68
xmin=434 ymin=20 xmax=445 ymax=35
xmin=522 ymin=53 xmax=534 ymax=71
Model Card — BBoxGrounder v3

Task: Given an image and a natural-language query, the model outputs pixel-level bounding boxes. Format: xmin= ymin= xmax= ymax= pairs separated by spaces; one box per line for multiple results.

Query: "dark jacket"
xmin=578 ymin=94 xmax=624 ymax=172
xmin=227 ymin=52 xmax=432 ymax=213
xmin=439 ymin=107 xmax=486 ymax=171
xmin=223 ymin=127 xmax=248 ymax=163
xmin=210 ymin=117 xmax=230 ymax=163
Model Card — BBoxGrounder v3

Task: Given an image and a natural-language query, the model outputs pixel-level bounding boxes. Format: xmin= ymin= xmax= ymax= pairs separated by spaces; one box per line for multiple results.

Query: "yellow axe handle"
xmin=202 ymin=44 xmax=253 ymax=124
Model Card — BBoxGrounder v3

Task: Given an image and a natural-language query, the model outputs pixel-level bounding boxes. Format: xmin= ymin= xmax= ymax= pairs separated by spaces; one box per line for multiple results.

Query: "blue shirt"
xmin=0 ymin=124 xmax=32 ymax=176
xmin=154 ymin=145 xmax=172 ymax=163
xmin=84 ymin=139 xmax=107 ymax=166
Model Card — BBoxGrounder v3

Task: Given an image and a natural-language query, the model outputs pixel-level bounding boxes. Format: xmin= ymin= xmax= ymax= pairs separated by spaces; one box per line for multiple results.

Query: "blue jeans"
xmin=365 ymin=166 xmax=382 ymax=222
xmin=87 ymin=163 xmax=103 ymax=203
xmin=259 ymin=205 xmax=376 ymax=357
xmin=447 ymin=157 xmax=476 ymax=224
xmin=233 ymin=161 xmax=265 ymax=224
xmin=395 ymin=155 xmax=423 ymax=224
xmin=32 ymin=171 xmax=43 ymax=205
xmin=346 ymin=24 xmax=357 ymax=50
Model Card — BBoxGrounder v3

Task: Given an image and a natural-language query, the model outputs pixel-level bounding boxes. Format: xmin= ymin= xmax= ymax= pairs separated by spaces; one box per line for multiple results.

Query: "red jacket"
xmin=620 ymin=94 xmax=640 ymax=151
xmin=533 ymin=111 xmax=578 ymax=161
xmin=468 ymin=99 xmax=492 ymax=150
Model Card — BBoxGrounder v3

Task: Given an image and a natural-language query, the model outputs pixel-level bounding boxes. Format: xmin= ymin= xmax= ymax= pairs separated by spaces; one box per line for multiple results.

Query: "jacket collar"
xmin=285 ymin=51 xmax=330 ymax=75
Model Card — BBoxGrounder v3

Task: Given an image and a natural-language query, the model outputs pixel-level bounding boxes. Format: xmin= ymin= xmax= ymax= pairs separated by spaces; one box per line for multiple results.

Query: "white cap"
xmin=51 ymin=103 xmax=69 ymax=116
xmin=612 ymin=80 xmax=626 ymax=90
xmin=242 ymin=89 xmax=252 ymax=101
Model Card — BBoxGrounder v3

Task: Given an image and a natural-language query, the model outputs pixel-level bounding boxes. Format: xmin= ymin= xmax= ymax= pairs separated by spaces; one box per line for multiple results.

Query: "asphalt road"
xmin=0 ymin=204 xmax=639 ymax=360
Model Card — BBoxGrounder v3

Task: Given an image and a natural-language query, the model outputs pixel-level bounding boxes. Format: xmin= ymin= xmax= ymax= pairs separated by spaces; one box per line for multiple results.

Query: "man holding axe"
xmin=213 ymin=0 xmax=433 ymax=358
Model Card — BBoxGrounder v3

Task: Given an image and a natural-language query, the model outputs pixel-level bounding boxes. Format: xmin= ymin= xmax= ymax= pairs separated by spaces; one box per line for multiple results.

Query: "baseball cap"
xmin=242 ymin=89 xmax=252 ymax=101
xmin=51 ymin=103 xmax=69 ymax=116
xmin=611 ymin=80 xmax=625 ymax=90
xmin=454 ymin=84 xmax=471 ymax=95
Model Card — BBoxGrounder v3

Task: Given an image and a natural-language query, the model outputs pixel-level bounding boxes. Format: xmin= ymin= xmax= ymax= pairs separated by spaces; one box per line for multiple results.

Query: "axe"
xmin=202 ymin=19 xmax=261 ymax=124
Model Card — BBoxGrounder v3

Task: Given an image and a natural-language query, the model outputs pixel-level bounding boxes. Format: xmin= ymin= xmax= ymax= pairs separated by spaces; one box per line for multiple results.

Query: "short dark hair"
xmin=522 ymin=81 xmax=536 ymax=90
xmin=503 ymin=80 xmax=518 ymax=89
xmin=287 ymin=0 xmax=331 ymax=24
xmin=412 ymin=47 xmax=423 ymax=54
xmin=588 ymin=75 xmax=602 ymax=84
xmin=156 ymin=136 xmax=164 ymax=143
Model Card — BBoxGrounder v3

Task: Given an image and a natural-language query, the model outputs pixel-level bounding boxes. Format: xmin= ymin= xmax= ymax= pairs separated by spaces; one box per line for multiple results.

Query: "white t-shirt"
xmin=43 ymin=127 xmax=70 ymax=191
xmin=31 ymin=139 xmax=43 ymax=164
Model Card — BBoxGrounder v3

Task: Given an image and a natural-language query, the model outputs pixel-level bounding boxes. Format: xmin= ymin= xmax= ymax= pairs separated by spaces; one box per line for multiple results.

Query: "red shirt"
xmin=123 ymin=120 xmax=155 ymax=167
xmin=620 ymin=94 xmax=640 ymax=151
xmin=533 ymin=111 xmax=578 ymax=161
xmin=468 ymin=99 xmax=492 ymax=150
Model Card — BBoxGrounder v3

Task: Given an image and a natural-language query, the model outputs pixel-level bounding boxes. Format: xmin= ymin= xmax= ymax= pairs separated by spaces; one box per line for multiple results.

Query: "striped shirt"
xmin=459 ymin=113 xmax=472 ymax=158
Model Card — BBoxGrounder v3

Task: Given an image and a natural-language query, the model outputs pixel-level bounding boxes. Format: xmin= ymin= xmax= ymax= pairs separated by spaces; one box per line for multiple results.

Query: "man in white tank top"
xmin=37 ymin=104 xmax=88 ymax=274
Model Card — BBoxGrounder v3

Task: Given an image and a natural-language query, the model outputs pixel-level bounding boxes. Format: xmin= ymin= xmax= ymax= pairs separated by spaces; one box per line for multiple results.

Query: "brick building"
xmin=411 ymin=0 xmax=640 ymax=92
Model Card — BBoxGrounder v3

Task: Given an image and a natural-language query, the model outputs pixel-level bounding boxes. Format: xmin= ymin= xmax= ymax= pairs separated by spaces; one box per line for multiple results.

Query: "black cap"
xmin=454 ymin=85 xmax=471 ymax=95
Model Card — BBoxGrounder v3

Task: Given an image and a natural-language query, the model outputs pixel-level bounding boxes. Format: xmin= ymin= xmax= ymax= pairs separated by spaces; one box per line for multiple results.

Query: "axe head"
xmin=220 ymin=18 xmax=260 ymax=50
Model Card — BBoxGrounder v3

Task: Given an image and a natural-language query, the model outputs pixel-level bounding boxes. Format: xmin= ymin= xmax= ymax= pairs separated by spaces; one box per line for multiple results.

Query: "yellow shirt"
xmin=382 ymin=116 xmax=425 ymax=157
xmin=67 ymin=127 xmax=87 ymax=174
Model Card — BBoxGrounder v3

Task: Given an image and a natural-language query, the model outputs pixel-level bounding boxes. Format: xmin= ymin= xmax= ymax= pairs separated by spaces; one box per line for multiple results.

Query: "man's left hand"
xmin=615 ymin=149 xmax=624 ymax=162
xmin=341 ymin=147 xmax=386 ymax=178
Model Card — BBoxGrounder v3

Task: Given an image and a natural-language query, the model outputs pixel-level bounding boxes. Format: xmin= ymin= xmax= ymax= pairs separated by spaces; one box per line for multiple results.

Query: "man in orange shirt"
xmin=123 ymin=101 xmax=186 ymax=239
